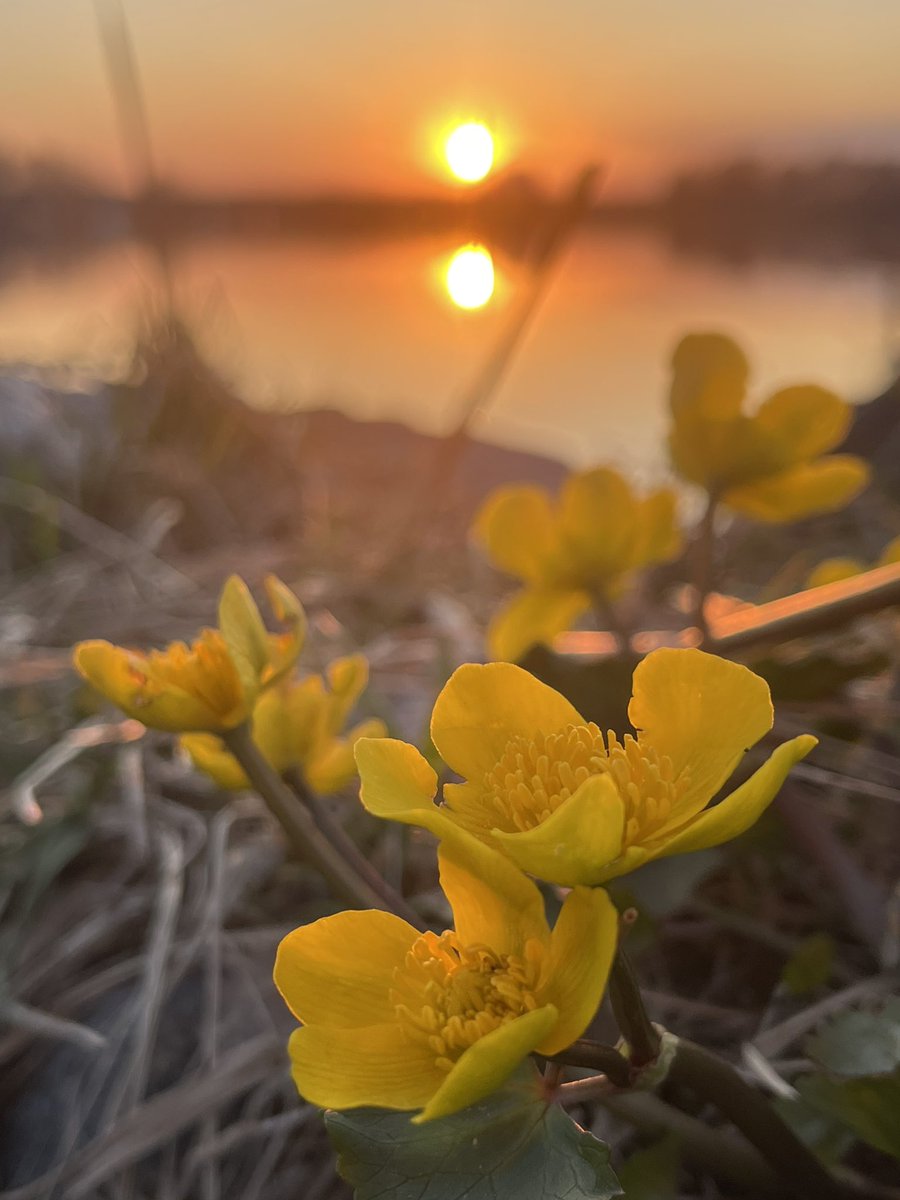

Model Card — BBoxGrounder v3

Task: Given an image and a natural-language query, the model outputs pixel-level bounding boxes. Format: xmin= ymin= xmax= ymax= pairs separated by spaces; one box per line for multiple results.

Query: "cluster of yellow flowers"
xmin=474 ymin=332 xmax=871 ymax=660
xmin=74 ymin=335 xmax=866 ymax=1127
xmin=73 ymin=575 xmax=815 ymax=1125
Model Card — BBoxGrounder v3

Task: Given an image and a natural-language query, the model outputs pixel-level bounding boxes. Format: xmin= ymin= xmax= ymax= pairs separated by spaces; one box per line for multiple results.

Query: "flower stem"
xmin=693 ymin=492 xmax=718 ymax=643
xmin=548 ymin=1039 xmax=631 ymax=1088
xmin=284 ymin=767 xmax=425 ymax=931
xmin=608 ymin=947 xmax=661 ymax=1067
xmin=222 ymin=723 xmax=390 ymax=913
xmin=668 ymin=1037 xmax=853 ymax=1200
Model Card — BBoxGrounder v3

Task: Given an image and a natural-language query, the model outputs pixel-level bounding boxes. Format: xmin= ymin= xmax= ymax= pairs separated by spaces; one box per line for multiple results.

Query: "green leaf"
xmin=796 ymin=1071 xmax=900 ymax=1160
xmin=771 ymin=1095 xmax=855 ymax=1166
xmin=781 ymin=933 xmax=835 ymax=997
xmin=617 ymin=1134 xmax=680 ymax=1199
xmin=807 ymin=999 xmax=900 ymax=1077
xmin=325 ymin=1068 xmax=622 ymax=1200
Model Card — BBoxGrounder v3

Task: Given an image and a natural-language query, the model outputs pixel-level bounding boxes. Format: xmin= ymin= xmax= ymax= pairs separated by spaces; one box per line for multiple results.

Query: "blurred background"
xmin=3 ymin=0 xmax=900 ymax=475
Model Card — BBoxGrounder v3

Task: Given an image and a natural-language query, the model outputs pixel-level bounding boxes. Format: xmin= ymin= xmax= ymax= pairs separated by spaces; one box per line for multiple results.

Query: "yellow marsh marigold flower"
xmin=355 ymin=647 xmax=816 ymax=887
xmin=474 ymin=466 xmax=680 ymax=662
xmin=73 ymin=575 xmax=306 ymax=733
xmin=181 ymin=654 xmax=386 ymax=793
xmin=807 ymin=535 xmax=900 ymax=590
xmin=274 ymin=836 xmax=617 ymax=1122
xmin=669 ymin=333 xmax=869 ymax=522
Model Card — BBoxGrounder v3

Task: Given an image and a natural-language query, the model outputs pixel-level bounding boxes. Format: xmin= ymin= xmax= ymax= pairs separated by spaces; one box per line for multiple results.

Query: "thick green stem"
xmin=284 ymin=768 xmax=425 ymax=931
xmin=669 ymin=1037 xmax=852 ymax=1200
xmin=222 ymin=724 xmax=388 ymax=912
xmin=609 ymin=948 xmax=661 ymax=1067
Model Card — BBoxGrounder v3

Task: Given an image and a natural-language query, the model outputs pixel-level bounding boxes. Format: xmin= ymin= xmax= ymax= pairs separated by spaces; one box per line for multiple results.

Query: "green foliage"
xmin=326 ymin=1068 xmax=622 ymax=1200
xmin=791 ymin=1000 xmax=900 ymax=1161
xmin=617 ymin=1135 xmax=680 ymax=1199
xmin=780 ymin=933 xmax=835 ymax=996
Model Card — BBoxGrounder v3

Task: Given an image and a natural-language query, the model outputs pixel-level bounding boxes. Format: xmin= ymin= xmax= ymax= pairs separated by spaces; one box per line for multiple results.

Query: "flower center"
xmin=143 ymin=630 xmax=244 ymax=715
xmin=477 ymin=723 xmax=687 ymax=847
xmin=391 ymin=931 xmax=544 ymax=1073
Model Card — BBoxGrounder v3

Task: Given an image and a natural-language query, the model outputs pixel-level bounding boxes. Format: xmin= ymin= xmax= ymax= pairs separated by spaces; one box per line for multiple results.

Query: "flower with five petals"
xmin=355 ymin=647 xmax=816 ymax=886
xmin=274 ymin=836 xmax=618 ymax=1122
xmin=474 ymin=466 xmax=680 ymax=662
xmin=669 ymin=333 xmax=869 ymax=523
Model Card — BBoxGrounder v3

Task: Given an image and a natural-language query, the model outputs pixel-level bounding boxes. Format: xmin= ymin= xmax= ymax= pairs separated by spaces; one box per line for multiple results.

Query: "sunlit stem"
xmin=693 ymin=492 xmax=719 ymax=643
xmin=222 ymin=722 xmax=390 ymax=913
xmin=608 ymin=947 xmax=661 ymax=1067
xmin=283 ymin=767 xmax=425 ymax=931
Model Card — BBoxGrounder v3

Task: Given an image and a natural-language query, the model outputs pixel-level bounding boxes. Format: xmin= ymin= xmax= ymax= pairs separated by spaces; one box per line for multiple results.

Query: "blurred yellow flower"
xmin=669 ymin=333 xmax=869 ymax=522
xmin=807 ymin=535 xmax=900 ymax=589
xmin=73 ymin=575 xmax=305 ymax=733
xmin=181 ymin=654 xmax=386 ymax=793
xmin=474 ymin=466 xmax=681 ymax=661
xmin=356 ymin=648 xmax=815 ymax=886
xmin=275 ymin=836 xmax=617 ymax=1122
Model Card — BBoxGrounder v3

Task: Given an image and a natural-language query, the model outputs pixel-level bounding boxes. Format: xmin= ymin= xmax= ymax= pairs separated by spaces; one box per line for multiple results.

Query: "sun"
xmin=444 ymin=122 xmax=494 ymax=183
xmin=446 ymin=245 xmax=495 ymax=309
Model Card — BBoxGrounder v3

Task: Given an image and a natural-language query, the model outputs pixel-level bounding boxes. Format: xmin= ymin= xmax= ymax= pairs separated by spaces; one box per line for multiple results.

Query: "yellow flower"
xmin=274 ymin=836 xmax=618 ymax=1122
xmin=181 ymin=655 xmax=386 ymax=793
xmin=73 ymin=575 xmax=306 ymax=733
xmin=807 ymin=536 xmax=900 ymax=590
xmin=356 ymin=648 xmax=816 ymax=887
xmin=669 ymin=333 xmax=869 ymax=522
xmin=474 ymin=466 xmax=681 ymax=661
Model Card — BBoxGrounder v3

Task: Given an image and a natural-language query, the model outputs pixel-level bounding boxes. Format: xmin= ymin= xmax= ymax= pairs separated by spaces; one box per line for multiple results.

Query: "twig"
xmin=548 ymin=1039 xmax=631 ymax=1088
xmin=693 ymin=492 xmax=719 ymax=643
xmin=0 ymin=998 xmax=107 ymax=1052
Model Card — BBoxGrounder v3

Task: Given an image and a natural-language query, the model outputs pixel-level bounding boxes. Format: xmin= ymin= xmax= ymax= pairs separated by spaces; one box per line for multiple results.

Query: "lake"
xmin=0 ymin=226 xmax=894 ymax=476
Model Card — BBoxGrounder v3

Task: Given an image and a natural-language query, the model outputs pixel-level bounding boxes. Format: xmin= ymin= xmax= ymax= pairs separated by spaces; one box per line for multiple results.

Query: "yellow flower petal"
xmin=73 ymin=641 xmax=222 ymax=732
xmin=754 ymin=385 xmax=851 ymax=461
xmin=540 ymin=886 xmax=618 ymax=1055
xmin=218 ymin=575 xmax=271 ymax=702
xmin=723 ymin=455 xmax=870 ymax=523
xmin=807 ymin=557 xmax=865 ymax=589
xmin=430 ymin=662 xmax=584 ymax=781
xmin=181 ymin=732 xmax=249 ymax=789
xmin=654 ymin=734 xmax=817 ymax=860
xmin=490 ymin=774 xmax=626 ymax=886
xmin=415 ymin=1005 xmax=558 ymax=1123
xmin=628 ymin=648 xmax=773 ymax=821
xmin=355 ymin=736 xmax=440 ymax=822
xmin=263 ymin=574 xmax=307 ymax=677
xmin=487 ymin=586 xmax=589 ymax=663
xmin=274 ymin=909 xmax=419 ymax=1027
xmin=473 ymin=485 xmax=557 ymax=583
xmin=436 ymin=841 xmax=549 ymax=960
xmin=306 ymin=719 xmax=387 ymax=794
xmin=289 ymin=1022 xmax=442 ymax=1112
xmin=670 ymin=332 xmax=749 ymax=420
xmin=632 ymin=488 xmax=681 ymax=568
xmin=557 ymin=467 xmax=636 ymax=579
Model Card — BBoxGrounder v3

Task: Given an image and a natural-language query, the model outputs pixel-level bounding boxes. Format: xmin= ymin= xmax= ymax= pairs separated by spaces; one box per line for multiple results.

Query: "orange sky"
xmin=2 ymin=0 xmax=899 ymax=197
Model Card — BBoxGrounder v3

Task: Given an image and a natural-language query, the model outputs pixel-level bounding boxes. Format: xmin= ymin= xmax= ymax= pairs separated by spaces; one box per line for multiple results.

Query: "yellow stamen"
xmin=391 ymin=931 xmax=545 ymax=1073
xmin=472 ymin=723 xmax=687 ymax=847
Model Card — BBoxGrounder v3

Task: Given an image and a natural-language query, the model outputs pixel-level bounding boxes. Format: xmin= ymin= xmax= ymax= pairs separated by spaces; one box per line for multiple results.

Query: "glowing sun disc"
xmin=446 ymin=245 xmax=494 ymax=309
xmin=445 ymin=122 xmax=494 ymax=183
